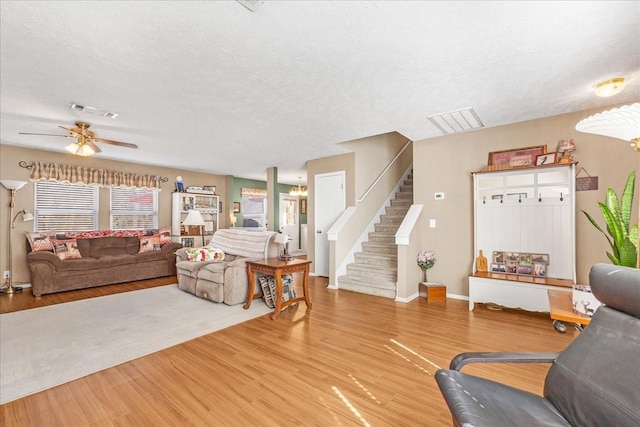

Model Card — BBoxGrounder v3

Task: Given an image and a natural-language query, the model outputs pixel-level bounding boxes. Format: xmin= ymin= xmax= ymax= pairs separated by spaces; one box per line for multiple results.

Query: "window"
xmin=110 ymin=187 xmax=158 ymax=230
xmin=35 ymin=181 xmax=98 ymax=231
xmin=241 ymin=187 xmax=267 ymax=228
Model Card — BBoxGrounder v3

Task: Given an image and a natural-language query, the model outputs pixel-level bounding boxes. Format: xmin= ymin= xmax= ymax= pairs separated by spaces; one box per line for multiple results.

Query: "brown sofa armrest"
xmin=162 ymin=242 xmax=183 ymax=257
xmin=27 ymin=250 xmax=62 ymax=267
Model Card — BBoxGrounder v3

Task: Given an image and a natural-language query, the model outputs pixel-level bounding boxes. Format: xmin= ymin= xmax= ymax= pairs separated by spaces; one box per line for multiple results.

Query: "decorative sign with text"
xmin=575 ymin=167 xmax=598 ymax=191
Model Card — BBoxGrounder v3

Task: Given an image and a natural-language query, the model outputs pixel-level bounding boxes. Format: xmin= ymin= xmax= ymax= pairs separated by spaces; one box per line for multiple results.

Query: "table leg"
xmin=243 ymin=265 xmax=256 ymax=310
xmin=271 ymin=269 xmax=283 ymax=320
xmin=302 ymin=263 xmax=312 ymax=309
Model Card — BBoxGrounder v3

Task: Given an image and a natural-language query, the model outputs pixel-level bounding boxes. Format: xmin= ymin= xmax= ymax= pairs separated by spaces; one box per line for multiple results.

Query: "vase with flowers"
xmin=417 ymin=250 xmax=436 ymax=282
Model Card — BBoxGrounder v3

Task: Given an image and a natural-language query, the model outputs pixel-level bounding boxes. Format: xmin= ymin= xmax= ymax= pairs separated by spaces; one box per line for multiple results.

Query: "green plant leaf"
xmin=597 ymin=202 xmax=623 ymax=258
xmin=606 ymin=251 xmax=619 ymax=265
xmin=620 ymin=171 xmax=636 ymax=233
xmin=618 ymin=237 xmax=638 ymax=267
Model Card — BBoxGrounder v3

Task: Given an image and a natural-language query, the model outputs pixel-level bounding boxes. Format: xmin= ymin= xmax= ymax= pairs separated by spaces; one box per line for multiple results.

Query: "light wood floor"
xmin=0 ymin=276 xmax=577 ymax=426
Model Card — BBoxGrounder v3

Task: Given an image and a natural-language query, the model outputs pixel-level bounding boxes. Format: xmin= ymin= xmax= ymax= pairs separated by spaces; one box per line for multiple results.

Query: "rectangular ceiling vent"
xmin=236 ymin=0 xmax=264 ymax=12
xmin=428 ymin=107 xmax=484 ymax=135
xmin=69 ymin=102 xmax=118 ymax=118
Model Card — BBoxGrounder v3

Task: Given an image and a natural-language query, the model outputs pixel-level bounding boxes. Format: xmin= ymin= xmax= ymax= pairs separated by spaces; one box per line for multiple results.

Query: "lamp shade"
xmin=274 ymin=233 xmax=289 ymax=244
xmin=22 ymin=212 xmax=34 ymax=222
xmin=575 ymin=103 xmax=640 ymax=143
xmin=0 ymin=180 xmax=27 ymax=191
xmin=182 ymin=210 xmax=205 ymax=226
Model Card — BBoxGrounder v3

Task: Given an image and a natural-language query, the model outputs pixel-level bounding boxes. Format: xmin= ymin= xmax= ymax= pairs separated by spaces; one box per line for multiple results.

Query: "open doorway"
xmin=279 ymin=193 xmax=299 ymax=251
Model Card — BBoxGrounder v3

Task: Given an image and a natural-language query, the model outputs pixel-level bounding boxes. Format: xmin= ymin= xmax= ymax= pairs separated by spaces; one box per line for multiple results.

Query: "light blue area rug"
xmin=0 ymin=284 xmax=270 ymax=404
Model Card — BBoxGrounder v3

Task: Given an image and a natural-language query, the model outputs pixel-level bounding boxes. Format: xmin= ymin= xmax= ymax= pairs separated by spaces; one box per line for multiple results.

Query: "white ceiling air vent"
xmin=236 ymin=0 xmax=264 ymax=12
xmin=428 ymin=107 xmax=484 ymax=134
xmin=69 ymin=102 xmax=118 ymax=118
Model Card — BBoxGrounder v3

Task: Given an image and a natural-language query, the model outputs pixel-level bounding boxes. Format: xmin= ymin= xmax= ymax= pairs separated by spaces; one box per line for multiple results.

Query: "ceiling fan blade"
xmin=94 ymin=138 xmax=138 ymax=149
xmin=86 ymin=140 xmax=102 ymax=153
xmin=19 ymin=132 xmax=72 ymax=138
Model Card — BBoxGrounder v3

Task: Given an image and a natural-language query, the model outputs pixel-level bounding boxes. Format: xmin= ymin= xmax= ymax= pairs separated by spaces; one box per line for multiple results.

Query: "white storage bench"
xmin=469 ymin=272 xmax=573 ymax=312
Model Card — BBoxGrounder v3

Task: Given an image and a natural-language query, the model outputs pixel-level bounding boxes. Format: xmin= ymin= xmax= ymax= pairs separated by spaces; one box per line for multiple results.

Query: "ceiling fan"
xmin=19 ymin=121 xmax=138 ymax=156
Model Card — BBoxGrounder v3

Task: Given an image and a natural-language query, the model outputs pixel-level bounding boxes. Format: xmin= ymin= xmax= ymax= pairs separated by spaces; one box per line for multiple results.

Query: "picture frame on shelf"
xmin=533 ymin=263 xmax=547 ymax=277
xmin=300 ymin=199 xmax=307 ymax=214
xmin=233 ymin=202 xmax=241 ymax=213
xmin=176 ymin=182 xmax=185 ymax=192
xmin=204 ymin=220 xmax=215 ymax=235
xmin=491 ymin=263 xmax=506 ymax=273
xmin=536 ymin=152 xmax=558 ymax=165
xmin=531 ymin=253 xmax=549 ymax=264
xmin=202 ymin=186 xmax=216 ymax=194
xmin=487 ymin=145 xmax=547 ymax=167
xmin=493 ymin=251 xmax=504 ymax=263
xmin=517 ymin=265 xmax=533 ymax=275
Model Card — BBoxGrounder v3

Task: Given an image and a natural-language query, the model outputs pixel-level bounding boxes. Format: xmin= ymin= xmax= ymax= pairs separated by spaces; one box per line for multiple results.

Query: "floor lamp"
xmin=1 ymin=180 xmax=34 ymax=295
xmin=182 ymin=209 xmax=205 ymax=247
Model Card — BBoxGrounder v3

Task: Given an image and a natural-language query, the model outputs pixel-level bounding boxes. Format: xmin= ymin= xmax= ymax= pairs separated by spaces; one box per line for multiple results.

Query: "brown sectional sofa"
xmin=27 ymin=236 xmax=182 ymax=297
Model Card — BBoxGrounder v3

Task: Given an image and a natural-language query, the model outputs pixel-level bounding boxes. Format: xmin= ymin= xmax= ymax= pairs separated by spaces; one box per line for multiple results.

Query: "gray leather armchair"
xmin=435 ymin=263 xmax=640 ymax=426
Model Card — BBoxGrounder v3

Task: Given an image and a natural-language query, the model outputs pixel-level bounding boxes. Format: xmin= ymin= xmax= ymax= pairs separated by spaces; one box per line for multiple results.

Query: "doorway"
xmin=279 ymin=193 xmax=299 ymax=251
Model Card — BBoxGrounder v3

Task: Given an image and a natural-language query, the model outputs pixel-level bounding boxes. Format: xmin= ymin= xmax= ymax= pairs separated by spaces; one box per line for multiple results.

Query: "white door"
xmin=279 ymin=193 xmax=299 ymax=251
xmin=314 ymin=171 xmax=345 ymax=276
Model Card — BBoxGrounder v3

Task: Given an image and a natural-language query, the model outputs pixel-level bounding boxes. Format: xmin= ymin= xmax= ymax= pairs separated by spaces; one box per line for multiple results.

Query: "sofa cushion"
xmin=97 ymin=254 xmax=137 ymax=268
xmin=52 ymin=239 xmax=82 ymax=260
xmin=198 ymin=261 xmax=228 ymax=284
xmin=55 ymin=257 xmax=101 ymax=271
xmin=185 ymin=247 xmax=225 ymax=262
xmin=88 ymin=236 xmax=140 ymax=258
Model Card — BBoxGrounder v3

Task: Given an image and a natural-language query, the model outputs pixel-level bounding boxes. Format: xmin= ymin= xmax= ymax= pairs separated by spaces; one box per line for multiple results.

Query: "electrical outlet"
xmin=3 ymin=271 xmax=9 ymax=279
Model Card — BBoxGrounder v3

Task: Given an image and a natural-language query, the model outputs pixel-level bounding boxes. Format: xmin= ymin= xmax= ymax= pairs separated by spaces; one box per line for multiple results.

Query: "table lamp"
xmin=274 ymin=233 xmax=293 ymax=260
xmin=182 ymin=209 xmax=205 ymax=246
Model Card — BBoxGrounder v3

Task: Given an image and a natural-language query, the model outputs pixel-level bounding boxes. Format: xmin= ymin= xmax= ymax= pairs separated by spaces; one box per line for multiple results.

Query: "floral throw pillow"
xmin=139 ymin=235 xmax=161 ymax=253
xmin=51 ymin=239 xmax=82 ymax=260
xmin=185 ymin=247 xmax=225 ymax=262
xmin=26 ymin=231 xmax=55 ymax=252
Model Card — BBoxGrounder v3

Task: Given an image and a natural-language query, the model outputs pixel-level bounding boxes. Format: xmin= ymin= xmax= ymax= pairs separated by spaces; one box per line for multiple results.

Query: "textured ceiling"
xmin=1 ymin=1 xmax=639 ymax=185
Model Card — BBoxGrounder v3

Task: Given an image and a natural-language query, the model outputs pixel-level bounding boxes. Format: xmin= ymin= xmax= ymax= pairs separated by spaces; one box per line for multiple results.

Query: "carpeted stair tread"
xmin=337 ymin=275 xmax=396 ymax=298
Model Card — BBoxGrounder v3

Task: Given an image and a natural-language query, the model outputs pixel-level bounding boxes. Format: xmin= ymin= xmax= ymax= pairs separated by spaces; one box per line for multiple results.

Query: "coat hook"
xmin=538 ymin=193 xmax=542 ymax=202
xmin=560 ymin=192 xmax=564 ymax=201
xmin=483 ymin=196 xmax=486 ymax=204
xmin=518 ymin=194 xmax=522 ymax=203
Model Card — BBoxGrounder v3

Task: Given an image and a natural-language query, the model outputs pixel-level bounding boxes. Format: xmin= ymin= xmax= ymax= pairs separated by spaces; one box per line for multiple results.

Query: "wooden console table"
xmin=244 ymin=258 xmax=312 ymax=320
xmin=548 ymin=289 xmax=590 ymax=333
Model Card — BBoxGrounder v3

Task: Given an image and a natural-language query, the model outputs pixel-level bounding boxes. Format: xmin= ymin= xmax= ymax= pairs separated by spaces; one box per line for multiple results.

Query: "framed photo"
xmin=488 ymin=145 xmax=547 ymax=167
xmin=493 ymin=251 xmax=504 ymax=263
xmin=233 ymin=202 xmax=241 ymax=213
xmin=203 ymin=185 xmax=216 ymax=194
xmin=519 ymin=253 xmax=532 ymax=266
xmin=204 ymin=220 xmax=215 ymax=235
xmin=531 ymin=253 xmax=549 ymax=264
xmin=300 ymin=198 xmax=307 ymax=214
xmin=536 ymin=152 xmax=558 ymax=166
xmin=534 ymin=263 xmax=547 ymax=277
xmin=176 ymin=182 xmax=185 ymax=192
xmin=517 ymin=264 xmax=533 ymax=275
xmin=491 ymin=263 xmax=506 ymax=273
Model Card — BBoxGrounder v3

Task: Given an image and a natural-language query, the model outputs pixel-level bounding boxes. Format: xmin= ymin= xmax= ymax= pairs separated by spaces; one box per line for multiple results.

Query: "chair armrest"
xmin=450 ymin=352 xmax=560 ymax=371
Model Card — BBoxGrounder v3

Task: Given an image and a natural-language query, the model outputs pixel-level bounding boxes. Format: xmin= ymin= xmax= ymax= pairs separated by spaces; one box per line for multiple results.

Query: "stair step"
xmin=354 ymin=252 xmax=397 ymax=267
xmin=338 ymin=275 xmax=396 ymax=298
xmin=379 ymin=214 xmax=405 ymax=224
xmin=362 ymin=241 xmax=396 ymax=254
xmin=368 ymin=233 xmax=395 ymax=243
xmin=395 ymin=192 xmax=413 ymax=199
xmin=399 ymin=185 xmax=413 ymax=193
xmin=346 ymin=263 xmax=397 ymax=281
xmin=374 ymin=223 xmax=400 ymax=233
xmin=390 ymin=198 xmax=411 ymax=207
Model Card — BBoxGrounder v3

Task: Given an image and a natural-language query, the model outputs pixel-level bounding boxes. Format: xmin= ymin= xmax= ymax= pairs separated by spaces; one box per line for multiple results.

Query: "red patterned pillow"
xmin=51 ymin=239 xmax=82 ymax=260
xmin=139 ymin=235 xmax=161 ymax=253
xmin=65 ymin=230 xmax=111 ymax=239
xmin=159 ymin=226 xmax=172 ymax=245
xmin=26 ymin=232 xmax=54 ymax=252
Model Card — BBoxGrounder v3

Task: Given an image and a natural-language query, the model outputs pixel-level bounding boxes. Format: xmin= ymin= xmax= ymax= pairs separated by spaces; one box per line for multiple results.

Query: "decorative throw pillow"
xmin=51 ymin=238 xmax=82 ymax=260
xmin=185 ymin=247 xmax=225 ymax=262
xmin=259 ymin=274 xmax=296 ymax=309
xmin=139 ymin=235 xmax=161 ymax=253
xmin=159 ymin=226 xmax=172 ymax=245
xmin=26 ymin=231 xmax=54 ymax=252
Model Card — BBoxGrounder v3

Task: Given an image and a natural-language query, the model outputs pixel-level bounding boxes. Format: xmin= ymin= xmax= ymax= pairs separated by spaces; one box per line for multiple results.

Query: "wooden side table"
xmin=244 ymin=258 xmax=312 ymax=320
xmin=548 ymin=289 xmax=590 ymax=333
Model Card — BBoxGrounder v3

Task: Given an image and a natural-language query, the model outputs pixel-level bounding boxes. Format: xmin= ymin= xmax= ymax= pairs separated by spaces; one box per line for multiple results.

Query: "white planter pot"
xmin=572 ymin=284 xmax=601 ymax=317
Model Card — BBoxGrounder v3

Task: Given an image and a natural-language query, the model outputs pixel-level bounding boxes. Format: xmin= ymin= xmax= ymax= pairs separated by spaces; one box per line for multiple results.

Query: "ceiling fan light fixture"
xmin=595 ymin=77 xmax=625 ymax=97
xmin=65 ymin=141 xmax=95 ymax=156
xmin=65 ymin=142 xmax=80 ymax=154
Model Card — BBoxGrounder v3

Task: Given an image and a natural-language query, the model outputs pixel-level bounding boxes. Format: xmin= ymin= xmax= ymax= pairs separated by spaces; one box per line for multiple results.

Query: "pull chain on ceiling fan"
xmin=19 ymin=121 xmax=138 ymax=157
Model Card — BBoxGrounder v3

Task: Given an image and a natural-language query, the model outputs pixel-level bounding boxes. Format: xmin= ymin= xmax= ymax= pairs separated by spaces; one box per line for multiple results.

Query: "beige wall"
xmin=414 ymin=101 xmax=640 ymax=297
xmin=306 ymin=152 xmax=355 ymax=275
xmin=0 ymin=144 xmax=227 ymax=284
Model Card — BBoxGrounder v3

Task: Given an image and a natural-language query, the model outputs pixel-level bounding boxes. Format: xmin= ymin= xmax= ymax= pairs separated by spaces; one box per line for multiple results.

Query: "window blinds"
xmin=35 ymin=181 xmax=98 ymax=231
xmin=110 ymin=188 xmax=158 ymax=230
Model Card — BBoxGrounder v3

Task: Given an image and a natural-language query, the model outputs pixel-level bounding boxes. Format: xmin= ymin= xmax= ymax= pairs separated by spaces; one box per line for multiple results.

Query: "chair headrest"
xmin=589 ymin=263 xmax=640 ymax=317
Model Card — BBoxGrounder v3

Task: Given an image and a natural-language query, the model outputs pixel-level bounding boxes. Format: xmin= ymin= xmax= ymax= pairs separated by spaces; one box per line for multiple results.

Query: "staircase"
xmin=337 ymin=173 xmax=413 ymax=298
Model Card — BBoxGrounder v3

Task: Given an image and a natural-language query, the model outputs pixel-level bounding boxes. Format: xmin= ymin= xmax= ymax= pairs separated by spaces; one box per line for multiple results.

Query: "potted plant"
xmin=576 ymin=171 xmax=637 ymax=317
xmin=582 ymin=170 xmax=638 ymax=268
